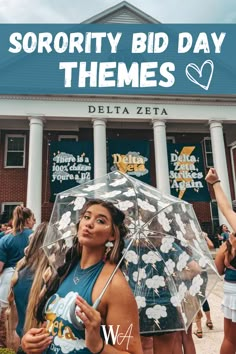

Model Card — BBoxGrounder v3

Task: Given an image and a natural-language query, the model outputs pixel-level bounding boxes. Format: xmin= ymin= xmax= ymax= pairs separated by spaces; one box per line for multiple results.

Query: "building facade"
xmin=0 ymin=1 xmax=236 ymax=237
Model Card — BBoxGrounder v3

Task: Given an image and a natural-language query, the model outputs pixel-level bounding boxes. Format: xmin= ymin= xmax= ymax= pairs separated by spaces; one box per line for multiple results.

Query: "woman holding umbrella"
xmin=21 ymin=199 xmax=143 ymax=354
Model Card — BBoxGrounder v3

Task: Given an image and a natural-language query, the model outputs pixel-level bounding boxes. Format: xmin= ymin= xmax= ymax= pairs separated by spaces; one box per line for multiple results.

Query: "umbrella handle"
xmin=69 ymin=302 xmax=85 ymax=331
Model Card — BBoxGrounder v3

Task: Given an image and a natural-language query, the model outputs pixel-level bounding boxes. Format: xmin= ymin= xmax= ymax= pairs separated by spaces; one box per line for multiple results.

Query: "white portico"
xmin=0 ymin=94 xmax=236 ymax=224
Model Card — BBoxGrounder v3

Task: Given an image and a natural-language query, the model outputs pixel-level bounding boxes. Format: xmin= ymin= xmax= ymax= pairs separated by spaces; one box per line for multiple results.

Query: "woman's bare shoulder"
xmin=218 ymin=242 xmax=227 ymax=253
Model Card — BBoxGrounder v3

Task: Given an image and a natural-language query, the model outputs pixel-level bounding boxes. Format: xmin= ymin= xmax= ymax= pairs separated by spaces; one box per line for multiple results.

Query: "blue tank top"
xmin=225 ymin=267 xmax=236 ymax=282
xmin=45 ymin=260 xmax=105 ymax=354
xmin=0 ymin=229 xmax=32 ymax=268
xmin=13 ymin=266 xmax=34 ymax=338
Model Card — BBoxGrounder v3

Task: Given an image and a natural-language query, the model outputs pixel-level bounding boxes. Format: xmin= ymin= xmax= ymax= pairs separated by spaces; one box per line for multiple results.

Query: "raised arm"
xmin=205 ymin=168 xmax=236 ymax=232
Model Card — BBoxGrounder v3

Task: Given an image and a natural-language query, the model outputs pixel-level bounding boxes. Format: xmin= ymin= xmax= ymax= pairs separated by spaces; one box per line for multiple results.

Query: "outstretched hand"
xmin=205 ymin=168 xmax=219 ymax=185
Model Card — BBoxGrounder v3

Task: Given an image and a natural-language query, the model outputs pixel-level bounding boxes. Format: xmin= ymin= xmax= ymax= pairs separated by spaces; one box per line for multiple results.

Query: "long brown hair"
xmin=36 ymin=199 xmax=128 ymax=322
xmin=6 ymin=222 xmax=49 ymax=341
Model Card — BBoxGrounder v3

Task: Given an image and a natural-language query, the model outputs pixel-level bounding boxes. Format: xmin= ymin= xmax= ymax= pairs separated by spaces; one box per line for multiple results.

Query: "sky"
xmin=0 ymin=0 xmax=236 ymax=23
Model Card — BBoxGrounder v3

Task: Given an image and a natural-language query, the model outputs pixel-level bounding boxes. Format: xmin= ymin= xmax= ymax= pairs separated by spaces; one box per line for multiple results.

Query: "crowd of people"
xmin=0 ymin=168 xmax=236 ymax=354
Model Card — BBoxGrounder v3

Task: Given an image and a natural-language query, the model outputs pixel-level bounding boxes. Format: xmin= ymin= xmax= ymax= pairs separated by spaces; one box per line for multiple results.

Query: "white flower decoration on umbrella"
xmin=136 ymin=296 xmax=146 ymax=309
xmin=58 ymin=211 xmax=71 ymax=230
xmin=165 ymin=205 xmax=173 ymax=214
xmin=178 ymin=282 xmax=187 ymax=300
xmin=176 ymin=252 xmax=190 ymax=271
xmin=170 ymin=283 xmax=187 ymax=307
xmin=133 ymin=268 xmax=147 ymax=282
xmin=146 ymin=305 xmax=167 ymax=321
xmin=109 ymin=177 xmax=127 ymax=187
xmin=82 ymin=183 xmax=106 ymax=191
xmin=199 ymin=257 xmax=208 ymax=268
xmin=142 ymin=251 xmax=162 ymax=264
xmin=123 ymin=250 xmax=139 ymax=264
xmin=176 ymin=230 xmax=188 ymax=247
xmin=123 ymin=189 xmax=136 ymax=197
xmin=164 ymin=259 xmax=175 ymax=275
xmin=138 ymin=198 xmax=156 ymax=212
xmin=117 ymin=200 xmax=134 ymax=211
xmin=146 ymin=275 xmax=165 ymax=289
xmin=139 ymin=188 xmax=160 ymax=201
xmin=189 ymin=219 xmax=201 ymax=241
xmin=160 ymin=236 xmax=175 ymax=253
xmin=73 ymin=196 xmax=86 ymax=211
xmin=100 ymin=190 xmax=122 ymax=198
xmin=157 ymin=212 xmax=171 ymax=232
xmin=60 ymin=194 xmax=70 ymax=199
xmin=65 ymin=238 xmax=74 ymax=248
xmin=189 ymin=274 xmax=204 ymax=296
xmin=170 ymin=295 xmax=181 ymax=307
xmin=192 ymin=239 xmax=209 ymax=268
xmin=175 ymin=213 xmax=186 ymax=234
xmin=61 ymin=230 xmax=72 ymax=239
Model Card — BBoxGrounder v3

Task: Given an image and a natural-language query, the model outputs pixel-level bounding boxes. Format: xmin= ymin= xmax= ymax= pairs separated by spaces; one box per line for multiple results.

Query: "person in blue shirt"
xmin=0 ymin=205 xmax=34 ymax=348
xmin=21 ymin=199 xmax=143 ymax=354
xmin=218 ymin=224 xmax=230 ymax=244
xmin=6 ymin=222 xmax=49 ymax=350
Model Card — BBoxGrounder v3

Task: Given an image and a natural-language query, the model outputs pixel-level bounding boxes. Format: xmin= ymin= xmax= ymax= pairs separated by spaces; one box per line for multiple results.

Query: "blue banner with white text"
xmin=50 ymin=141 xmax=94 ymax=201
xmin=167 ymin=143 xmax=210 ymax=201
xmin=0 ymin=24 xmax=236 ymax=94
xmin=108 ymin=139 xmax=151 ymax=184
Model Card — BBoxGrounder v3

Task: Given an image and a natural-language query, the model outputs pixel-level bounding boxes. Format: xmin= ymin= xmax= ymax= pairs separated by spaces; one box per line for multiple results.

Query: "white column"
xmin=27 ymin=116 xmax=44 ymax=225
xmin=153 ymin=120 xmax=170 ymax=194
xmin=93 ymin=119 xmax=107 ymax=179
xmin=209 ymin=120 xmax=231 ymax=225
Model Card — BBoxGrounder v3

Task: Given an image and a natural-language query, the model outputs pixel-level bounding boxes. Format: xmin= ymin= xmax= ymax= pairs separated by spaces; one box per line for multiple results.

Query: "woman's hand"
xmin=229 ymin=232 xmax=236 ymax=249
xmin=21 ymin=328 xmax=52 ymax=354
xmin=75 ymin=295 xmax=104 ymax=353
xmin=205 ymin=168 xmax=219 ymax=184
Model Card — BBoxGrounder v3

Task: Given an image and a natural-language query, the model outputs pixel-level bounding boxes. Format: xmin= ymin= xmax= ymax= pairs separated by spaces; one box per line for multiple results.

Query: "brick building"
xmin=0 ymin=1 xmax=236 ymax=238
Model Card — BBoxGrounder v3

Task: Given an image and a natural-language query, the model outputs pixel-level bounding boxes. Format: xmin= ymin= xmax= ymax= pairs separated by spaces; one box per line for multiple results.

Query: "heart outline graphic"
xmin=185 ymin=60 xmax=214 ymax=91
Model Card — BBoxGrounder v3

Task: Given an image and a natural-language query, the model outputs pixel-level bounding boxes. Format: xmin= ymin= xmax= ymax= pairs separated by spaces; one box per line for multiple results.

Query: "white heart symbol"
xmin=185 ymin=60 xmax=214 ymax=91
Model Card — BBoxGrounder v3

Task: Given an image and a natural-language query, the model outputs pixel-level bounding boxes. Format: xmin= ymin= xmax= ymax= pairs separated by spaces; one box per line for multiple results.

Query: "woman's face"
xmin=25 ymin=215 xmax=36 ymax=229
xmin=222 ymin=224 xmax=228 ymax=232
xmin=78 ymin=204 xmax=115 ymax=248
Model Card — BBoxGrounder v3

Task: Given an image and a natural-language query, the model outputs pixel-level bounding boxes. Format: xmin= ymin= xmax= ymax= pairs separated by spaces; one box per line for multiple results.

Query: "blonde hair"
xmin=6 ymin=222 xmax=50 ymax=344
xmin=24 ymin=257 xmax=50 ymax=332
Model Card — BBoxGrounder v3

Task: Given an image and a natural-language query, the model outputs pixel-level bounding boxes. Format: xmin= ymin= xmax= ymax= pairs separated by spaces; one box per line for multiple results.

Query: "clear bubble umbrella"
xmin=42 ymin=171 xmax=220 ymax=333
